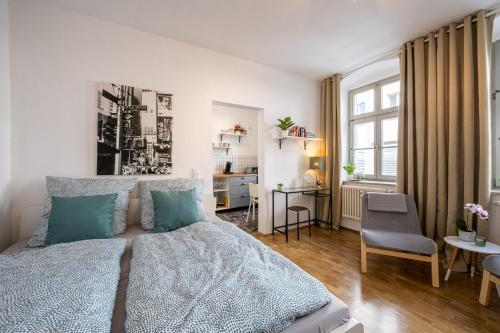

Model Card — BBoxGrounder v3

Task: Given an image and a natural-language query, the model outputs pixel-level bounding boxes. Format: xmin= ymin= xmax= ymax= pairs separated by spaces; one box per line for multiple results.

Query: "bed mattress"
xmin=3 ymin=224 xmax=350 ymax=333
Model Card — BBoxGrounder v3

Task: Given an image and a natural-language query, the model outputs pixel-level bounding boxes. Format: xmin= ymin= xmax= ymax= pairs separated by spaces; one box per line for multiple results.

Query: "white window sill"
xmin=343 ymin=179 xmax=396 ymax=187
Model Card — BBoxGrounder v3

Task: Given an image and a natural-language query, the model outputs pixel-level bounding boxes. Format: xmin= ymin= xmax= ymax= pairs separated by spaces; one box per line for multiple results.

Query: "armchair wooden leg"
xmin=360 ymin=237 xmax=367 ymax=273
xmin=431 ymin=251 xmax=439 ymax=288
xmin=479 ymin=270 xmax=492 ymax=306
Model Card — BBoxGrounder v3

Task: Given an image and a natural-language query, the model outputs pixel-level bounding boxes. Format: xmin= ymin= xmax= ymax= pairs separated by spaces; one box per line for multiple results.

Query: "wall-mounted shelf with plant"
xmin=218 ymin=123 xmax=248 ymax=143
xmin=274 ymin=136 xmax=322 ymax=150
xmin=274 ymin=116 xmax=321 ymax=150
xmin=218 ymin=132 xmax=247 ymax=143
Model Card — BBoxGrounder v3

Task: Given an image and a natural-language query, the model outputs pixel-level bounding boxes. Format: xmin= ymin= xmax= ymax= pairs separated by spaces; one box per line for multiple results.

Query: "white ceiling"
xmin=39 ymin=0 xmax=499 ymax=79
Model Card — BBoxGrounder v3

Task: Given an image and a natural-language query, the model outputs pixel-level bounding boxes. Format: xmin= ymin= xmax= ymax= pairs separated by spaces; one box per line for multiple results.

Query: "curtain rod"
xmin=338 ymin=5 xmax=500 ymax=79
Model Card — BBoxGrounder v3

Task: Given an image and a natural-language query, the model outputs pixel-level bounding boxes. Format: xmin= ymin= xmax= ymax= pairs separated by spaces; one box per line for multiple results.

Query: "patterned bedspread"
xmin=126 ymin=218 xmax=331 ymax=333
xmin=0 ymin=238 xmax=126 ymax=333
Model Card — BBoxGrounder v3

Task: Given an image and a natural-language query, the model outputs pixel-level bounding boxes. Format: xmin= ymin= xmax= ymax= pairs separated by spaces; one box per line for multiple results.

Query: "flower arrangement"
xmin=460 ymin=203 xmax=489 ymax=246
xmin=234 ymin=123 xmax=247 ymax=135
xmin=464 ymin=203 xmax=489 ymax=220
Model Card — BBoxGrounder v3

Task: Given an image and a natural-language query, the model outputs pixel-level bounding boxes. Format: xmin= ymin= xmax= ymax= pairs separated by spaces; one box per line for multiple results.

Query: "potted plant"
xmin=343 ymin=163 xmax=357 ymax=180
xmin=276 ymin=117 xmax=295 ymax=137
xmin=456 ymin=218 xmax=475 ymax=242
xmin=234 ymin=123 xmax=245 ymax=135
xmin=276 ymin=182 xmax=284 ymax=191
xmin=463 ymin=203 xmax=489 ymax=246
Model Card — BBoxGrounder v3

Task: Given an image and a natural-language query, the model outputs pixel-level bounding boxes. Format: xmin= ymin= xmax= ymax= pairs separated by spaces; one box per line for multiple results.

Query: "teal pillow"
xmin=151 ymin=190 xmax=200 ymax=233
xmin=44 ymin=193 xmax=117 ymax=246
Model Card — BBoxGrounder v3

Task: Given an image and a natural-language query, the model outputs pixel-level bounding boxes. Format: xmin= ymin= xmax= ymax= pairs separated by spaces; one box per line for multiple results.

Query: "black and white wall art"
xmin=97 ymin=82 xmax=173 ymax=175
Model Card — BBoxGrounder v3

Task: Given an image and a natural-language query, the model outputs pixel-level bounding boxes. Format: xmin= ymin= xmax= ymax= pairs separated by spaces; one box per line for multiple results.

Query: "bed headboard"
xmin=18 ymin=198 xmax=142 ymax=240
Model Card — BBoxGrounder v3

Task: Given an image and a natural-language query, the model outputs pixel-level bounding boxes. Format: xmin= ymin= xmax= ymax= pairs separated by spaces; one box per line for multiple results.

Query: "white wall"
xmin=8 ymin=0 xmax=321 ymax=242
xmin=0 ymin=0 xmax=12 ymax=251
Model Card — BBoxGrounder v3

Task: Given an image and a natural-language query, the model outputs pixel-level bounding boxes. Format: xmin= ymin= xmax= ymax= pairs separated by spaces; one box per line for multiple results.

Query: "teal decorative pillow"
xmin=44 ymin=193 xmax=118 ymax=246
xmin=139 ymin=179 xmax=207 ymax=231
xmin=28 ymin=176 xmax=137 ymax=247
xmin=151 ymin=190 xmax=200 ymax=233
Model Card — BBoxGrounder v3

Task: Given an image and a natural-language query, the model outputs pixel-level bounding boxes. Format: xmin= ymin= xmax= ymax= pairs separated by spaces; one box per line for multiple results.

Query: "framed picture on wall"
xmin=96 ymin=82 xmax=173 ymax=175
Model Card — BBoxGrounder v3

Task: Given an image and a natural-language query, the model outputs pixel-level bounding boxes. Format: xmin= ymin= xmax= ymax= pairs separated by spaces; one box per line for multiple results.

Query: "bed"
xmin=0 ymin=237 xmax=126 ymax=332
xmin=3 ymin=200 xmax=363 ymax=333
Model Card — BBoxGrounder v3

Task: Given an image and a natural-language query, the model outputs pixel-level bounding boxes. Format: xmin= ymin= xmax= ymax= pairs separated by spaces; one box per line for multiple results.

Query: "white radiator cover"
xmin=341 ymin=185 xmax=387 ymax=221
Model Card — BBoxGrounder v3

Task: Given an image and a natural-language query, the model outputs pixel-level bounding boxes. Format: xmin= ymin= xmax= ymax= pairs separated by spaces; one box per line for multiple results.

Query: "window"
xmin=349 ymin=76 xmax=399 ymax=180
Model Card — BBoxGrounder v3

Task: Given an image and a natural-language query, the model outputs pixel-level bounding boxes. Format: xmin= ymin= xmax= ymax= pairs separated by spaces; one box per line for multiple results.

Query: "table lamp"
xmin=309 ymin=157 xmax=325 ymax=187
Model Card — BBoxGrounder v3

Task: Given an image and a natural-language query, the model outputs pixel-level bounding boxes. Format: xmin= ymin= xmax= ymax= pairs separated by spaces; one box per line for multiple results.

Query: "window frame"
xmin=349 ymin=75 xmax=399 ymax=181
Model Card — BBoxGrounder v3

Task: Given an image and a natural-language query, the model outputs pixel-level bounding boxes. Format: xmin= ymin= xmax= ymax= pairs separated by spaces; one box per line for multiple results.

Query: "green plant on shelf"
xmin=276 ymin=117 xmax=295 ymax=130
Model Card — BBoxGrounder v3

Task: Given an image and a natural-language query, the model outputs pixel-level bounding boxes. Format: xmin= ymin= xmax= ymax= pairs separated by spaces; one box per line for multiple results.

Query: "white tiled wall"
xmin=213 ymin=153 xmax=258 ymax=174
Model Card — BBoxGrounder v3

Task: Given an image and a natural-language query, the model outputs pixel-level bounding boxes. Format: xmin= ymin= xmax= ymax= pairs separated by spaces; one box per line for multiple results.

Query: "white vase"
xmin=281 ymin=130 xmax=289 ymax=137
xmin=458 ymin=229 xmax=476 ymax=242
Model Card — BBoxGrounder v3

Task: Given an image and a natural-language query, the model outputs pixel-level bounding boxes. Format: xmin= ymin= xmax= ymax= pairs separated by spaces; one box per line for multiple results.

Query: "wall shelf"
xmin=274 ymin=136 xmax=322 ymax=150
xmin=218 ymin=132 xmax=247 ymax=143
xmin=212 ymin=146 xmax=238 ymax=155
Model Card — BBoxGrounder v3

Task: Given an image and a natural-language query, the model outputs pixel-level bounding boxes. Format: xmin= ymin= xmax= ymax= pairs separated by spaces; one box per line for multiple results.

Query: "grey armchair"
xmin=360 ymin=193 xmax=439 ymax=288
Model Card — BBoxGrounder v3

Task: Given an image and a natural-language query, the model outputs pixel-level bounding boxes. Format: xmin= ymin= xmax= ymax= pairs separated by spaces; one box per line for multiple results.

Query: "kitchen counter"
xmin=213 ymin=173 xmax=257 ymax=178
xmin=213 ymin=173 xmax=258 ymax=211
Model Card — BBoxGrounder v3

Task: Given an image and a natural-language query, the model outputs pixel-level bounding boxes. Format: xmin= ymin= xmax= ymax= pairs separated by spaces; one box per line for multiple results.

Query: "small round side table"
xmin=444 ymin=236 xmax=500 ymax=281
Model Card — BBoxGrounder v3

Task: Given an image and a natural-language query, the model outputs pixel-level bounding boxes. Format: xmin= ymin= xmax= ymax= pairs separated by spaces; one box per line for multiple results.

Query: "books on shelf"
xmin=287 ymin=125 xmax=317 ymax=138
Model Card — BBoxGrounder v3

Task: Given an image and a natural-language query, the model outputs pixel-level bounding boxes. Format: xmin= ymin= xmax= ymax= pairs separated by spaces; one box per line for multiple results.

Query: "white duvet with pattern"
xmin=126 ymin=218 xmax=331 ymax=333
xmin=0 ymin=238 xmax=126 ymax=333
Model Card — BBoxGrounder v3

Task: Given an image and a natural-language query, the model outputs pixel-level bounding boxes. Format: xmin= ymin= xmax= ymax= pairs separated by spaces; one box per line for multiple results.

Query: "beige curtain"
xmin=397 ymin=10 xmax=494 ymax=248
xmin=320 ymin=74 xmax=342 ymax=229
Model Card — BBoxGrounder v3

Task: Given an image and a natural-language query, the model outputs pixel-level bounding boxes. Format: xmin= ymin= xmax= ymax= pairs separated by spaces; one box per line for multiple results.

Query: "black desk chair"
xmin=287 ymin=206 xmax=311 ymax=241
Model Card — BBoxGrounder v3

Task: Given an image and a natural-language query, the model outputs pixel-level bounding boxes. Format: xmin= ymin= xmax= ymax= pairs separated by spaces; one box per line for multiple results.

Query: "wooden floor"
xmin=253 ymin=226 xmax=500 ymax=333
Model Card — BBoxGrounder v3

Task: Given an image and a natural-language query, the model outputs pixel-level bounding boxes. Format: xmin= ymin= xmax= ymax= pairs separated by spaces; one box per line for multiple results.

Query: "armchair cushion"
xmin=362 ymin=230 xmax=437 ymax=255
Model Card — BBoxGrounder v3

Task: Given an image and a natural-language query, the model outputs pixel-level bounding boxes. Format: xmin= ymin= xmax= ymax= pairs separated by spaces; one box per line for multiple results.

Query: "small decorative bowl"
xmin=474 ymin=236 xmax=487 ymax=247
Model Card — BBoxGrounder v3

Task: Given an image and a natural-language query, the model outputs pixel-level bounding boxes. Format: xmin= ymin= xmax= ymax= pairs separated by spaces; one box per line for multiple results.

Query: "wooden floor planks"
xmin=253 ymin=226 xmax=500 ymax=333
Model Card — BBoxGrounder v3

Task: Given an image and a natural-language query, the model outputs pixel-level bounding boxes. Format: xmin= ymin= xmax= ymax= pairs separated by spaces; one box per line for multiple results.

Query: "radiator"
xmin=341 ymin=185 xmax=387 ymax=221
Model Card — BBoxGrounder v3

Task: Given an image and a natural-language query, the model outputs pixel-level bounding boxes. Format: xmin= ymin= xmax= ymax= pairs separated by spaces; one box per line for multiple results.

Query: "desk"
xmin=272 ymin=187 xmax=333 ymax=242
